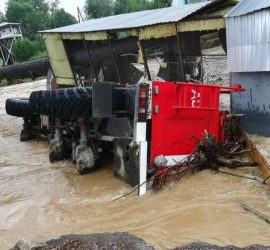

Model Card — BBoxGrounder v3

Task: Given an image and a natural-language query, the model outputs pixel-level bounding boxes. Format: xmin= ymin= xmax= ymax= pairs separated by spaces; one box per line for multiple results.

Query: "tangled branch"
xmin=152 ymin=133 xmax=257 ymax=191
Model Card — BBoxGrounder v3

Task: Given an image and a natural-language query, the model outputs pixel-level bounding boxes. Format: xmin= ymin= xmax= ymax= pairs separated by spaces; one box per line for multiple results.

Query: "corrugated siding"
xmin=226 ymin=8 xmax=270 ymax=72
xmin=226 ymin=0 xmax=270 ymax=17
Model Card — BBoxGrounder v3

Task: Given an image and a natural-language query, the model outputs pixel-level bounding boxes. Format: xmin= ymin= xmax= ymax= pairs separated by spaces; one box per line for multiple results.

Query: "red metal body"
xmin=150 ymin=81 xmax=244 ymax=167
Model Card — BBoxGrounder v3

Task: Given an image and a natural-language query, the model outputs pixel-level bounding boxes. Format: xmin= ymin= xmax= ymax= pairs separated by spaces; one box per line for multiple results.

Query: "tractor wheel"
xmin=5 ymin=98 xmax=34 ymax=117
xmin=29 ymin=87 xmax=92 ymax=118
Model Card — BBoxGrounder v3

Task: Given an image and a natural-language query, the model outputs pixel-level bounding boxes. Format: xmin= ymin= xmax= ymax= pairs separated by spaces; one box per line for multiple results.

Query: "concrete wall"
xmin=231 ymin=72 xmax=270 ymax=136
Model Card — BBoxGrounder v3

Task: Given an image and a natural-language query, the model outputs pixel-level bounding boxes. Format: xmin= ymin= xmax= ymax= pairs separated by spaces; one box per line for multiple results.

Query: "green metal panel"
xmin=43 ymin=33 xmax=75 ymax=85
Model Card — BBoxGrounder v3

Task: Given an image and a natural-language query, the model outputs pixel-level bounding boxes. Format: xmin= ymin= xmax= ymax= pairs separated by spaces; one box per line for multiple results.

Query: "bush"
xmin=13 ymin=38 xmax=46 ymax=62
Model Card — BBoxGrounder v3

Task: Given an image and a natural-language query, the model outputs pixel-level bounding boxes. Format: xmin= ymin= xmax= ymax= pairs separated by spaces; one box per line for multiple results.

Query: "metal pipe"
xmin=138 ymin=39 xmax=151 ymax=81
xmin=78 ymin=118 xmax=88 ymax=144
xmin=83 ymin=39 xmax=98 ymax=81
xmin=107 ymin=34 xmax=122 ymax=84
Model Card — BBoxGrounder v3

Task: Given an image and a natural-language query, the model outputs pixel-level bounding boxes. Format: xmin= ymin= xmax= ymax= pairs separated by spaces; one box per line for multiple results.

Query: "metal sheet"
xmin=92 ymin=82 xmax=113 ymax=118
xmin=231 ymin=72 xmax=270 ymax=136
xmin=41 ymin=1 xmax=220 ymax=34
xmin=226 ymin=0 xmax=270 ymax=17
xmin=226 ymin=9 xmax=270 ymax=72
xmin=43 ymin=33 xmax=75 ymax=85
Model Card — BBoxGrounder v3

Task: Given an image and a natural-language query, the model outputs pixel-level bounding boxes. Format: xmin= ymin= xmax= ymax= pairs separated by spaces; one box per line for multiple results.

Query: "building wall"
xmin=231 ymin=72 xmax=270 ymax=136
xmin=226 ymin=9 xmax=270 ymax=72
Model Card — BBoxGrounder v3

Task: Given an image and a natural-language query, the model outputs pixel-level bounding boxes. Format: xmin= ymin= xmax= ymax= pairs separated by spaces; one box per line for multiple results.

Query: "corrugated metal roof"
xmin=42 ymin=1 xmax=219 ymax=33
xmin=0 ymin=22 xmax=20 ymax=28
xmin=226 ymin=0 xmax=270 ymax=17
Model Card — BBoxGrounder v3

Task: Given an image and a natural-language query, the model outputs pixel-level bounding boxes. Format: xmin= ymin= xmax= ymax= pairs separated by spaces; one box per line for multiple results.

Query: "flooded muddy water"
xmin=1 ymin=81 xmax=270 ymax=250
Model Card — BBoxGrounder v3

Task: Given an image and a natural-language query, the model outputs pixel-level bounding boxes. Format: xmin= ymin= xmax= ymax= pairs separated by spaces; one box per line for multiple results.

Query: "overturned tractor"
xmin=4 ymin=0 xmax=243 ymax=195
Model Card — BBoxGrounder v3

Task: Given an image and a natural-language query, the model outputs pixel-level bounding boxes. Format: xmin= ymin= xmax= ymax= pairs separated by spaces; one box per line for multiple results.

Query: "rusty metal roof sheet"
xmin=226 ymin=0 xmax=270 ymax=17
xmin=42 ymin=1 xmax=219 ymax=33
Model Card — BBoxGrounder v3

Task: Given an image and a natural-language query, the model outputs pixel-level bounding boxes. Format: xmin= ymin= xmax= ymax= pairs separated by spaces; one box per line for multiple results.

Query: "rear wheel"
xmin=29 ymin=87 xmax=92 ymax=118
xmin=5 ymin=98 xmax=33 ymax=117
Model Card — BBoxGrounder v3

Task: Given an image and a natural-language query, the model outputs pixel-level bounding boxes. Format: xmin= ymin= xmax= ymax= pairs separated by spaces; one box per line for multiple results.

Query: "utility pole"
xmin=77 ymin=7 xmax=84 ymax=23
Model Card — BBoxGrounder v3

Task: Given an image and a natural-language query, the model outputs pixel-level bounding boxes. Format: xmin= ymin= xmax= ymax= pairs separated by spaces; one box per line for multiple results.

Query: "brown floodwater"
xmin=1 ymin=80 xmax=270 ymax=250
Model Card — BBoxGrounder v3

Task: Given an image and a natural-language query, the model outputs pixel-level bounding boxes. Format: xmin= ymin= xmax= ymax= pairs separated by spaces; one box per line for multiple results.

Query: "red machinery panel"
xmin=150 ymin=81 xmax=222 ymax=167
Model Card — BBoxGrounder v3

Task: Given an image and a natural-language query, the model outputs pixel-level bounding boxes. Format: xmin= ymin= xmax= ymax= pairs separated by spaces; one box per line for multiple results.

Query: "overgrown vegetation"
xmin=2 ymin=0 xmax=77 ymax=62
xmin=85 ymin=0 xmax=173 ymax=18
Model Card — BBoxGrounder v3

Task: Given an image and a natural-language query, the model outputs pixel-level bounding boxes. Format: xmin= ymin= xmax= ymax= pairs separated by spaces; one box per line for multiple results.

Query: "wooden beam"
xmin=138 ymin=39 xmax=151 ymax=81
xmin=240 ymin=130 xmax=270 ymax=191
xmin=176 ymin=26 xmax=185 ymax=81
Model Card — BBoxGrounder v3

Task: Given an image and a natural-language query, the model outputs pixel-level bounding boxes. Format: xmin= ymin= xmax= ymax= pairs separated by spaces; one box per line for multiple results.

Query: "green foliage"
xmin=12 ymin=38 xmax=45 ymax=62
xmin=49 ymin=8 xmax=77 ymax=29
xmin=0 ymin=79 xmax=8 ymax=87
xmin=85 ymin=0 xmax=173 ymax=18
xmin=3 ymin=0 xmax=77 ymax=62
xmin=85 ymin=0 xmax=114 ymax=18
xmin=5 ymin=0 xmax=77 ymax=39
xmin=152 ymin=0 xmax=172 ymax=8
xmin=5 ymin=0 xmax=50 ymax=40
xmin=0 ymin=12 xmax=5 ymax=22
xmin=114 ymin=0 xmax=152 ymax=15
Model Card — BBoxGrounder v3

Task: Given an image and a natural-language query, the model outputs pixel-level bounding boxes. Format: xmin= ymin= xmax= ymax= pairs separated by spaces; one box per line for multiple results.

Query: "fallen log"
xmin=216 ymin=157 xmax=258 ymax=168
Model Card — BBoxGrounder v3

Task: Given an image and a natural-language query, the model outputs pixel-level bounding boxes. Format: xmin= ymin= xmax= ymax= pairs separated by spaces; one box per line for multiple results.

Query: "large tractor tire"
xmin=5 ymin=98 xmax=33 ymax=117
xmin=29 ymin=87 xmax=92 ymax=118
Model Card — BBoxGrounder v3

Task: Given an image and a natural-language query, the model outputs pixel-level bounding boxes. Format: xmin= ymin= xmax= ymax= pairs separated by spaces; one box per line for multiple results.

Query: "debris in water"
xmin=152 ymin=133 xmax=257 ymax=191
xmin=241 ymin=203 xmax=270 ymax=225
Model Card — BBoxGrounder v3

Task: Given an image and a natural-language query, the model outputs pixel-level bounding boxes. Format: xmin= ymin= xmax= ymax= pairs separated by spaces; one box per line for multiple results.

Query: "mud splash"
xmin=1 ymin=81 xmax=270 ymax=250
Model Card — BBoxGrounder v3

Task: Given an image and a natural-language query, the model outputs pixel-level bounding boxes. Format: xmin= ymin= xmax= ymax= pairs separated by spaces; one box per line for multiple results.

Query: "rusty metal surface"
xmin=41 ymin=1 xmax=221 ymax=34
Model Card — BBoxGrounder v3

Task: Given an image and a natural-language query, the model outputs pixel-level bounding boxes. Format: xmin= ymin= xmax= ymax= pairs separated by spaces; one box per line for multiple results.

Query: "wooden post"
xmin=138 ymin=39 xmax=151 ymax=81
xmin=176 ymin=25 xmax=185 ymax=81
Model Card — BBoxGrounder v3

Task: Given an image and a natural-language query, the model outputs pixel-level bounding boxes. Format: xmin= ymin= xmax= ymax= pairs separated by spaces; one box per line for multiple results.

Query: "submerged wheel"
xmin=5 ymin=98 xmax=33 ymax=117
xmin=29 ymin=87 xmax=92 ymax=118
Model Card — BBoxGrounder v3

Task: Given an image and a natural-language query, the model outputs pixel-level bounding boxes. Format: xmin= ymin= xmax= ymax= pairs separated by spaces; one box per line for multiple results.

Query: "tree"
xmin=114 ymin=0 xmax=152 ymax=15
xmin=12 ymin=38 xmax=38 ymax=62
xmin=49 ymin=8 xmax=77 ymax=29
xmin=0 ymin=12 xmax=5 ymax=22
xmin=152 ymin=0 xmax=172 ymax=8
xmin=49 ymin=0 xmax=60 ymax=12
xmin=85 ymin=0 xmax=114 ymax=18
xmin=5 ymin=0 xmax=50 ymax=40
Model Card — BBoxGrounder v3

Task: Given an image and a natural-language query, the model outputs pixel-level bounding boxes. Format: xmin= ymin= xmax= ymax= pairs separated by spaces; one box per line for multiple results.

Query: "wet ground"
xmin=1 ymin=80 xmax=270 ymax=250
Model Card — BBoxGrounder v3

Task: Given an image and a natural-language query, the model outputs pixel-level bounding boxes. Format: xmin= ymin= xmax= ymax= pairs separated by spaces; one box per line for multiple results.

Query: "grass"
xmin=0 ymin=79 xmax=8 ymax=87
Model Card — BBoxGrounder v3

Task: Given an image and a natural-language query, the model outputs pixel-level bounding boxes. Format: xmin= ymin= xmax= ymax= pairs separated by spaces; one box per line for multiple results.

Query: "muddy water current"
xmin=1 ymin=81 xmax=270 ymax=249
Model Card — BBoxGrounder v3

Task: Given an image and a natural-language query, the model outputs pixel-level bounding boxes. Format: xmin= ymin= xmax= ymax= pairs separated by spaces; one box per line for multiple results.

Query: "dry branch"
xmin=241 ymin=203 xmax=270 ymax=225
